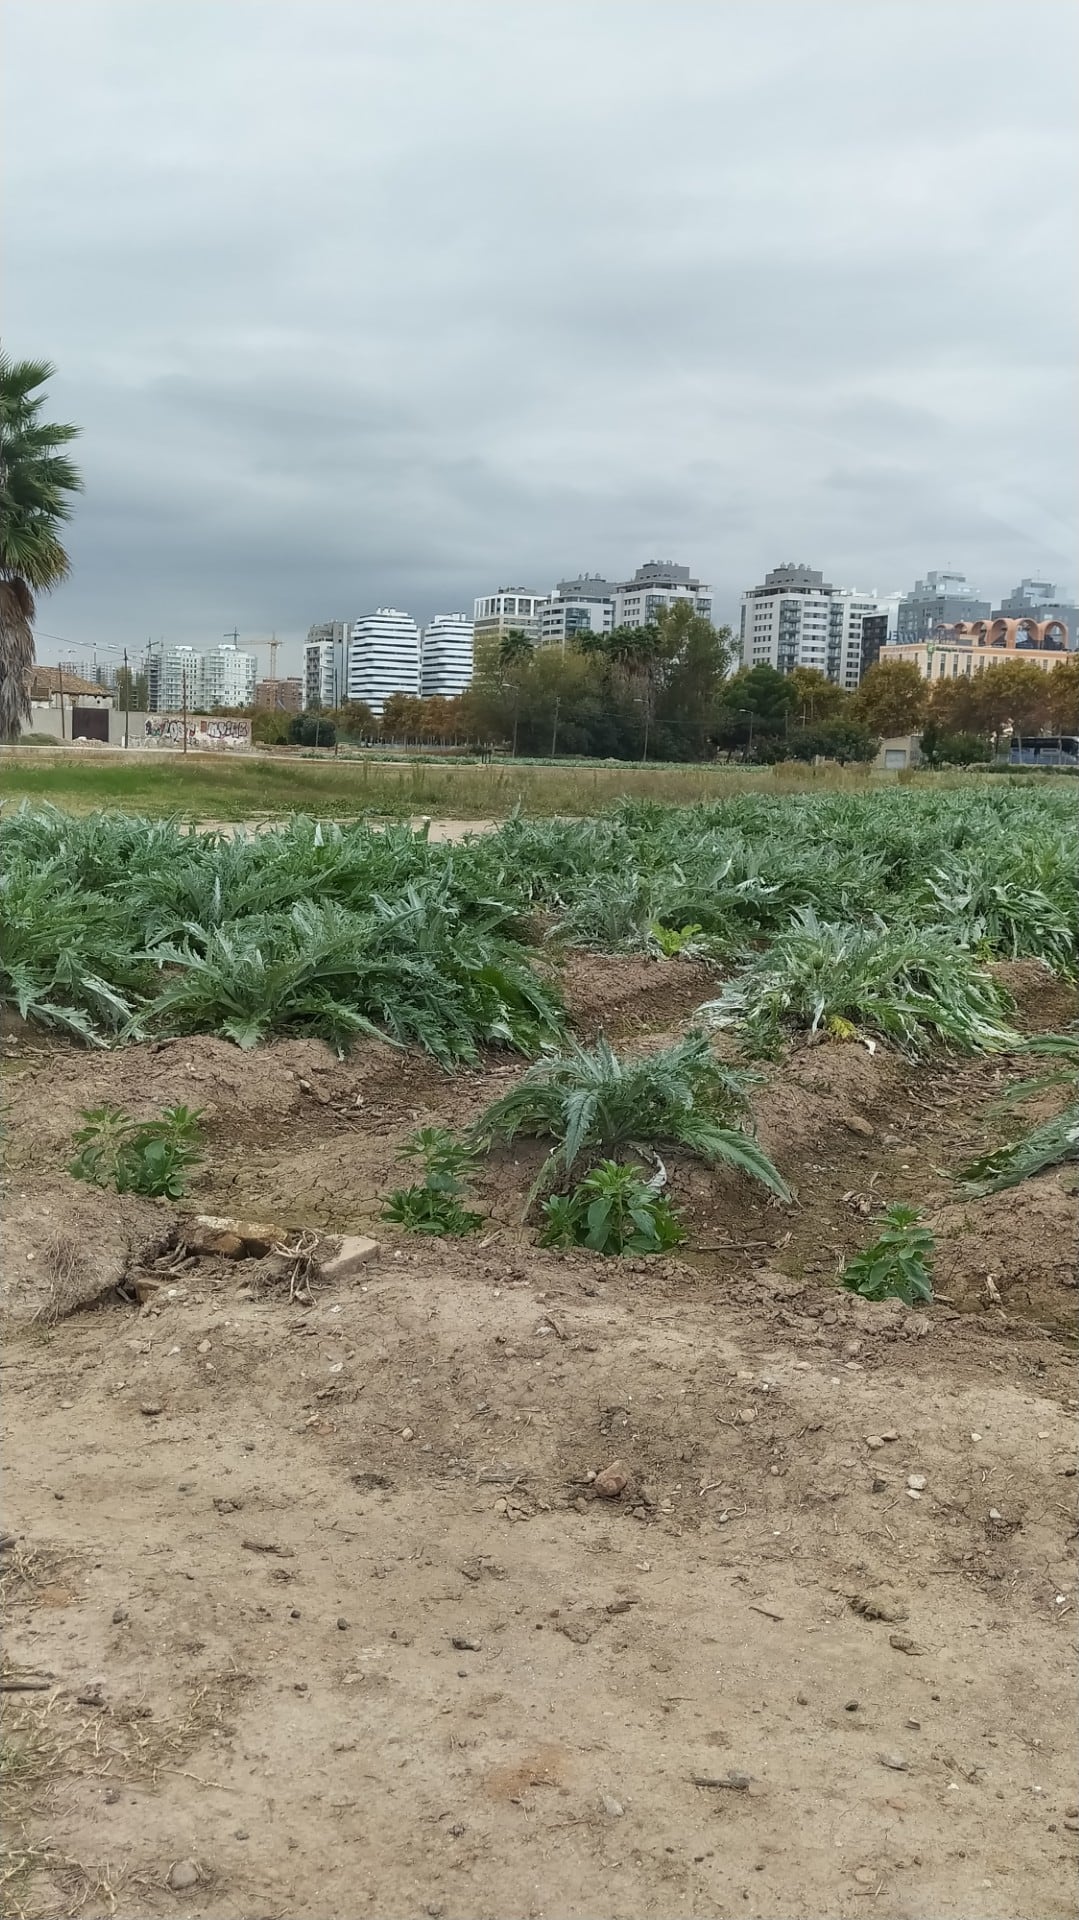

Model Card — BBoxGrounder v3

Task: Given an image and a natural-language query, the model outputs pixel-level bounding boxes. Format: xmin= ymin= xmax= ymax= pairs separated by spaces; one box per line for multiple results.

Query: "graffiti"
xmin=144 ymin=715 xmax=252 ymax=750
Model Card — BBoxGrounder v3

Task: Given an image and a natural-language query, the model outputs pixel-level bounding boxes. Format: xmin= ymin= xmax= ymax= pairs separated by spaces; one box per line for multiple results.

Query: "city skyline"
xmin=3 ymin=4 xmax=1074 ymax=677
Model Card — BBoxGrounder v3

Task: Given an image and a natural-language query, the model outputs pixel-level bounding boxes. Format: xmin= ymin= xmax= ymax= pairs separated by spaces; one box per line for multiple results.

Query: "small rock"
xmin=593 ymin=1460 xmax=629 ymax=1499
xmin=167 ymin=1860 xmax=200 ymax=1890
xmin=844 ymin=1700 xmax=860 ymax=1713
xmin=197 ymin=1339 xmax=212 ymax=1355
xmin=882 ymin=1133 xmax=902 ymax=1147
xmin=337 ymin=1616 xmax=349 ymax=1631
xmin=796 ymin=1692 xmax=809 ymax=1705
xmin=907 ymin=1474 xmax=927 ymax=1491
xmin=881 ymin=1429 xmax=899 ymax=1442
xmin=140 ymin=1401 xmax=164 ymax=1417
xmin=872 ymin=1477 xmax=887 ymax=1493
xmin=989 ymin=1507 xmax=1003 ymax=1521
xmin=864 ymin=1435 xmax=885 ymax=1450
xmin=400 ymin=1428 xmax=415 ymax=1441
xmin=111 ymin=1607 xmax=128 ymax=1624
xmin=600 ymin=1794 xmax=624 ymax=1818
xmin=878 ymin=1751 xmax=908 ymax=1772
xmin=739 ymin=1408 xmax=757 ymax=1424
xmin=907 ymin=1488 xmax=922 ymax=1500
xmin=234 ymin=1829 xmax=250 ymax=1840
xmin=854 ymin=1868 xmax=877 ymax=1887
xmin=843 ymin=1113 xmax=874 ymax=1137
xmin=889 ymin=1632 xmax=926 ymax=1656
xmin=104 ymin=1786 xmax=121 ymax=1805
xmin=1064 ymin=1805 xmax=1079 ymax=1819
xmin=77 ymin=1684 xmax=105 ymax=1707
xmin=319 ymin=1235 xmax=380 ymax=1283
xmin=1064 ymin=1817 xmax=1079 ymax=1833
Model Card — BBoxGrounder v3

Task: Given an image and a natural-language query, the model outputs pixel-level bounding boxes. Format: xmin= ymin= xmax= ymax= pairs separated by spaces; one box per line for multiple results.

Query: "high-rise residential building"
xmin=471 ymin=589 xmax=546 ymax=683
xmin=304 ymin=621 xmax=348 ymax=709
xmin=739 ymin=564 xmax=882 ymax=689
xmin=347 ymin=610 xmax=421 ymax=714
xmin=537 ymin=576 xmax=617 ymax=648
xmin=420 ymin=613 xmax=474 ymax=697
xmin=147 ymin=645 xmax=204 ymax=712
xmin=613 ymin=561 xmax=713 ymax=629
xmin=895 ymin=571 xmax=990 ymax=644
xmin=201 ymin=644 xmax=258 ymax=709
xmin=472 ymin=589 xmax=545 ymax=647
xmin=995 ymin=579 xmax=1076 ymax=647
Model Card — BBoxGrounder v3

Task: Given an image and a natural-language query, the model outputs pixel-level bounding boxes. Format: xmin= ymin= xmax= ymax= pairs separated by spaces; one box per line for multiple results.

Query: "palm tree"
xmin=0 ymin=354 xmax=83 ymax=740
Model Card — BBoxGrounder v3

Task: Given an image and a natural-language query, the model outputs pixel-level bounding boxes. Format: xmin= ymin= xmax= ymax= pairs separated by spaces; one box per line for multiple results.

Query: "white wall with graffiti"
xmin=143 ymin=715 xmax=252 ymax=750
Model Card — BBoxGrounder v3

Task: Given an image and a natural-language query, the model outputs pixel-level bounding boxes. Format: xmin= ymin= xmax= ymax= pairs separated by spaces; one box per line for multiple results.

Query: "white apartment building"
xmin=472 ymin=589 xmax=545 ymax=650
xmin=304 ymin=621 xmax=348 ymax=709
xmin=347 ymin=609 xmax=421 ymax=714
xmin=613 ymin=561 xmax=713 ymax=629
xmin=201 ymin=643 xmax=258 ymax=708
xmin=537 ymin=576 xmax=616 ymax=648
xmin=148 ymin=645 xmax=204 ymax=712
xmin=740 ymin=564 xmax=882 ymax=689
xmin=421 ymin=612 xmax=474 ymax=697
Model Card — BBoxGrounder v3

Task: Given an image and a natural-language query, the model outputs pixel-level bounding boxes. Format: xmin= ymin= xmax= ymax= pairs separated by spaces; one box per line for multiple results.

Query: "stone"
xmin=167 ymin=1859 xmax=200 ymax=1890
xmin=601 ymin=1794 xmax=624 ymax=1818
xmin=907 ymin=1474 xmax=927 ymax=1491
xmin=854 ymin=1868 xmax=876 ymax=1887
xmin=878 ymin=1751 xmax=908 ymax=1771
xmin=139 ymin=1401 xmax=163 ymax=1417
xmin=889 ymin=1632 xmax=926 ymax=1656
xmin=197 ymin=1339 xmax=212 ymax=1355
xmin=593 ymin=1460 xmax=629 ymax=1499
xmin=843 ymin=1114 xmax=874 ymax=1137
xmin=337 ymin=1616 xmax=349 ymax=1630
xmin=865 ymin=1435 xmax=885 ymax=1450
xmin=319 ymin=1235 xmax=380 ymax=1283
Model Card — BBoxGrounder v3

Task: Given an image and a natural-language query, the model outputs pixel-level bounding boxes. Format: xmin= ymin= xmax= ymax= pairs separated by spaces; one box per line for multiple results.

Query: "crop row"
xmin=0 ymin=785 xmax=1074 ymax=1057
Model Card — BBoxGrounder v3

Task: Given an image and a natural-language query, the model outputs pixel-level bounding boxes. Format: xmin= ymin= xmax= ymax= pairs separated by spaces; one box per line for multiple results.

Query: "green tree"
xmin=851 ymin=659 xmax=927 ymax=736
xmin=654 ymin=605 xmax=735 ymax=759
xmin=1045 ymin=659 xmax=1079 ymax=735
xmin=498 ymin=628 xmax=535 ymax=675
xmin=787 ymin=666 xmax=849 ymax=727
xmin=971 ymin=660 xmax=1053 ymax=745
xmin=0 ymin=355 xmax=83 ymax=739
xmin=715 ymin=665 xmax=797 ymax=757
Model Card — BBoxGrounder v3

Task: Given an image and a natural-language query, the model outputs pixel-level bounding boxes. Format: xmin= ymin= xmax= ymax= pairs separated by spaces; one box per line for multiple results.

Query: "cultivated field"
xmin=2 ymin=786 xmax=1076 ymax=1920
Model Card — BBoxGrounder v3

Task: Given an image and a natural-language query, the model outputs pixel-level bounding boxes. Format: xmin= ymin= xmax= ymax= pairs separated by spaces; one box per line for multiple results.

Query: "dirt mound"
xmin=558 ymin=951 xmax=717 ymax=1037
xmin=932 ymin=1170 xmax=1078 ymax=1331
xmin=992 ymin=960 xmax=1078 ymax=1033
xmin=0 ymin=1178 xmax=168 ymax=1323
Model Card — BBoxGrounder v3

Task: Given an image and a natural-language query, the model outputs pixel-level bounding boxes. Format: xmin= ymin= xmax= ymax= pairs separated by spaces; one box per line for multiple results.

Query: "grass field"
xmin=0 ymin=745 xmax=1034 ymax=820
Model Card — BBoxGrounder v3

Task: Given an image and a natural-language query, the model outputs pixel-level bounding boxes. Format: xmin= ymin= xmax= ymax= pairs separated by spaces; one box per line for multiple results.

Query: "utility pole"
xmin=182 ymin=659 xmax=189 ymax=754
xmin=123 ymin=647 xmax=130 ymax=749
xmin=550 ymin=695 xmax=561 ymax=759
xmin=58 ymin=662 xmax=66 ymax=741
xmin=510 ymin=685 xmax=520 ymax=758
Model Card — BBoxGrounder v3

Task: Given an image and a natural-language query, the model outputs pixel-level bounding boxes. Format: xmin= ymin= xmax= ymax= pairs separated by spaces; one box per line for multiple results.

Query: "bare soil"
xmin=2 ymin=955 xmax=1076 ymax=1920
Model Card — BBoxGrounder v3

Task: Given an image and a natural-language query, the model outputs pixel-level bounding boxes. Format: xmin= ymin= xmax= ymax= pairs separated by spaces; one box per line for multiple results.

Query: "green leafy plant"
xmin=958 ymin=1031 xmax=1079 ymax=1194
xmin=700 ymin=911 xmax=1020 ymax=1058
xmin=649 ymin=922 xmax=704 ymax=957
xmin=382 ymin=1126 xmax=484 ymax=1235
xmin=471 ymin=1032 xmax=790 ymax=1202
xmin=539 ymin=1160 xmax=685 ymax=1255
xmin=70 ymin=1103 xmax=204 ymax=1198
xmin=841 ymin=1204 xmax=934 ymax=1306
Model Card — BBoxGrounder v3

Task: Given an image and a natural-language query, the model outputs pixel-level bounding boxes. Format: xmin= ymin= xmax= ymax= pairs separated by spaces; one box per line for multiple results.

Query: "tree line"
xmin=256 ymin=607 xmax=1079 ymax=765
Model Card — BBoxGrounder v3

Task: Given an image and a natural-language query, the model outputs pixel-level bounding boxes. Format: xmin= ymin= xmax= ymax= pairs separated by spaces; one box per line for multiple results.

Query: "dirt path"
xmin=2 ymin=957 xmax=1076 ymax=1918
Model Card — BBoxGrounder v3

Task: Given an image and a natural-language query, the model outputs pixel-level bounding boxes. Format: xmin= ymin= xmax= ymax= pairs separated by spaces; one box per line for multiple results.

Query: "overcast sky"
xmin=3 ymin=1 xmax=1076 ymax=673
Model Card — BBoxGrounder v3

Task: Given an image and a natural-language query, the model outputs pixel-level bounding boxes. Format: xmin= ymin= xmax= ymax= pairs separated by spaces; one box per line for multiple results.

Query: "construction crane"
xmin=225 ymin=631 xmax=289 ymax=706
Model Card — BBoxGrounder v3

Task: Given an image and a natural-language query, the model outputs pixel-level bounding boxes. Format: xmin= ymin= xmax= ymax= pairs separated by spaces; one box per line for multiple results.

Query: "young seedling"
xmin=841 ymin=1204 xmax=934 ymax=1307
xmin=382 ymin=1126 xmax=484 ymax=1236
xmin=70 ymin=1104 xmax=204 ymax=1200
xmin=540 ymin=1160 xmax=685 ymax=1256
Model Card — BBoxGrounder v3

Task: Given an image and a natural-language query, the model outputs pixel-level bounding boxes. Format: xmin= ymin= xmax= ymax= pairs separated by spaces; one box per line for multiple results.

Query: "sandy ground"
xmin=2 ymin=957 xmax=1076 ymax=1920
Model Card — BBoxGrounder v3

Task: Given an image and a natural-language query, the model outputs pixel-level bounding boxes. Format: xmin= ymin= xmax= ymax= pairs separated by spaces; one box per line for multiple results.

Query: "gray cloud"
xmin=3 ymin=0 xmax=1076 ymax=673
